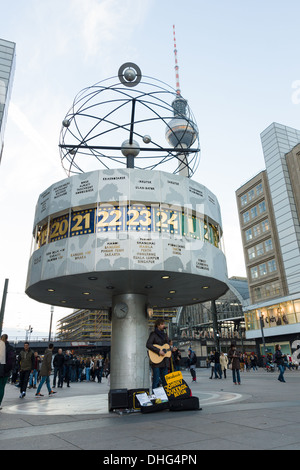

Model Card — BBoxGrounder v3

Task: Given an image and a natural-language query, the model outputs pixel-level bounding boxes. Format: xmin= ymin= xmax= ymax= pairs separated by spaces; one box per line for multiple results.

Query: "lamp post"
xmin=0 ymin=278 xmax=9 ymax=336
xmin=257 ymin=309 xmax=266 ymax=357
xmin=211 ymin=300 xmax=220 ymax=353
xmin=48 ymin=305 xmax=54 ymax=342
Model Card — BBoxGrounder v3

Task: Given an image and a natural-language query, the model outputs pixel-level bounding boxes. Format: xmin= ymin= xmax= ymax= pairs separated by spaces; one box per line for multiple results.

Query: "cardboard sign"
xmin=163 ymin=371 xmax=191 ymax=400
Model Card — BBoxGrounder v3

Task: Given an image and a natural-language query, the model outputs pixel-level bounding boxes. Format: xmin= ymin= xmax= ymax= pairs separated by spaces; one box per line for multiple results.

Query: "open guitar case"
xmin=140 ymin=373 xmax=201 ymax=413
xmin=164 ymin=377 xmax=201 ymax=412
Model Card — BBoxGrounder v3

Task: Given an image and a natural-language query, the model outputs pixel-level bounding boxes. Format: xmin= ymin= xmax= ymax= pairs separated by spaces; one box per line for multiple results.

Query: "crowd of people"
xmin=206 ymin=343 xmax=296 ymax=384
xmin=0 ymin=327 xmax=297 ymax=410
xmin=0 ymin=337 xmax=110 ymax=406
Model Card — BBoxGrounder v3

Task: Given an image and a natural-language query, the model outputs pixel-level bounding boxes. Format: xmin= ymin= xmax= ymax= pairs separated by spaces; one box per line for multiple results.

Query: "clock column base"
xmin=110 ymin=293 xmax=150 ymax=391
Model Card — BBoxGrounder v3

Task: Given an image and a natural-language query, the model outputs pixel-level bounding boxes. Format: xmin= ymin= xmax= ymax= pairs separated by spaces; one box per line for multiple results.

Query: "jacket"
xmin=274 ymin=350 xmax=284 ymax=366
xmin=146 ymin=328 xmax=170 ymax=369
xmin=228 ymin=348 xmax=240 ymax=370
xmin=0 ymin=342 xmax=16 ymax=378
xmin=188 ymin=350 xmax=197 ymax=366
xmin=220 ymin=354 xmax=228 ymax=370
xmin=53 ymin=353 xmax=64 ymax=368
xmin=19 ymin=348 xmax=34 ymax=371
xmin=40 ymin=348 xmax=53 ymax=376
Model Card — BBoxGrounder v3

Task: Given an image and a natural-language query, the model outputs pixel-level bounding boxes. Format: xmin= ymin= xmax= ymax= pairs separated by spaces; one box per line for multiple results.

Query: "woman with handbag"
xmin=220 ymin=352 xmax=228 ymax=379
xmin=228 ymin=344 xmax=241 ymax=385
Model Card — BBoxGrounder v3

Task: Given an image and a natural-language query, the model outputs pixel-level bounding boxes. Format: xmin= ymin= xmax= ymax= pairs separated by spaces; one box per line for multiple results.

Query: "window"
xmin=256 ymin=183 xmax=263 ymax=196
xmin=248 ymin=247 xmax=255 ymax=260
xmin=252 ymin=281 xmax=281 ymax=304
xmin=251 ymin=206 xmax=258 ymax=219
xmin=262 ymin=219 xmax=269 ymax=232
xmin=259 ymin=263 xmax=267 ymax=276
xmin=245 ymin=229 xmax=252 ymax=241
xmin=256 ymin=243 xmax=264 ymax=256
xmin=259 ymin=201 xmax=266 ymax=214
xmin=248 ymin=189 xmax=255 ymax=201
xmin=241 ymin=194 xmax=247 ymax=207
xmin=253 ymin=224 xmax=261 ymax=237
xmin=251 ymin=266 xmax=258 ymax=279
xmin=243 ymin=211 xmax=250 ymax=223
xmin=268 ymin=259 xmax=277 ymax=272
xmin=265 ymin=239 xmax=273 ymax=252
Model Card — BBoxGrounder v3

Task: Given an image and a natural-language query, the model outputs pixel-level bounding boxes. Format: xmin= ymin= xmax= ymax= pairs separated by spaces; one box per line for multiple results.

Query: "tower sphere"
xmin=166 ymin=117 xmax=198 ymax=149
xmin=121 ymin=139 xmax=140 ymax=157
xmin=124 ymin=67 xmax=136 ymax=82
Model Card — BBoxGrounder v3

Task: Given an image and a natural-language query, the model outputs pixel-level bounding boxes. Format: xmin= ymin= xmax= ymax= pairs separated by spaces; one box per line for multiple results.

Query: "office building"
xmin=236 ymin=123 xmax=300 ymax=357
xmin=0 ymin=38 xmax=16 ymax=163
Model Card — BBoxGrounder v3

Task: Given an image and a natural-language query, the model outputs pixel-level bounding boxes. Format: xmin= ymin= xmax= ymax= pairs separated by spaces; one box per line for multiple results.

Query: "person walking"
xmin=53 ymin=348 xmax=64 ymax=388
xmin=209 ymin=353 xmax=215 ymax=379
xmin=63 ymin=350 xmax=73 ymax=387
xmin=18 ymin=342 xmax=34 ymax=398
xmin=228 ymin=343 xmax=241 ymax=385
xmin=274 ymin=344 xmax=286 ymax=383
xmin=220 ymin=352 xmax=228 ymax=379
xmin=0 ymin=334 xmax=15 ymax=410
xmin=188 ymin=347 xmax=197 ymax=382
xmin=29 ymin=352 xmax=41 ymax=389
xmin=35 ymin=344 xmax=56 ymax=397
xmin=212 ymin=349 xmax=222 ymax=379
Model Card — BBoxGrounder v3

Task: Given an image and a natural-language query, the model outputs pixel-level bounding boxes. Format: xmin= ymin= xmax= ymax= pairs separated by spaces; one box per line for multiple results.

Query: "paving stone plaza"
xmin=1 ymin=367 xmax=300 ymax=451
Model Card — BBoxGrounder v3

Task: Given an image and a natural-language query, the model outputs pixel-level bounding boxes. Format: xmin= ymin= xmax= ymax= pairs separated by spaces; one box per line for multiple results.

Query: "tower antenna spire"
xmin=173 ymin=25 xmax=181 ymax=96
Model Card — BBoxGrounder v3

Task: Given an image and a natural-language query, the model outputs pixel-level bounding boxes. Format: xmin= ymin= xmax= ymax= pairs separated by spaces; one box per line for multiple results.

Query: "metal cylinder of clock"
xmin=110 ymin=293 xmax=149 ymax=390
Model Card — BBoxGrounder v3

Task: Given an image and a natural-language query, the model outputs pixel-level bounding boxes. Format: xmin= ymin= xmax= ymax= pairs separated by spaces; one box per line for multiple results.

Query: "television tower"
xmin=173 ymin=24 xmax=181 ymax=97
xmin=165 ymin=25 xmax=199 ymax=177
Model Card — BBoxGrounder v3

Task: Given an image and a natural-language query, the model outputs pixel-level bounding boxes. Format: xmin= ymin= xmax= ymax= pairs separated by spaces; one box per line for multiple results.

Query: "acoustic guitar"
xmin=148 ymin=344 xmax=172 ymax=364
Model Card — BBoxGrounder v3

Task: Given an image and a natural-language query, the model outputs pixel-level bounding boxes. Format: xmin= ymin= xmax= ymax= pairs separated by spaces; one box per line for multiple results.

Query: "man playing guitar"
xmin=146 ymin=319 xmax=171 ymax=391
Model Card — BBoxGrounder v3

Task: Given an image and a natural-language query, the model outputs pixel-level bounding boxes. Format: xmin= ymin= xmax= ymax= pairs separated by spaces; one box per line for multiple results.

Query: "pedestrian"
xmin=53 ymin=348 xmax=64 ymax=388
xmin=172 ymin=346 xmax=181 ymax=372
xmin=0 ymin=334 xmax=16 ymax=410
xmin=97 ymin=355 xmax=104 ymax=383
xmin=209 ymin=353 xmax=215 ymax=379
xmin=146 ymin=319 xmax=170 ymax=391
xmin=29 ymin=352 xmax=41 ymax=389
xmin=104 ymin=356 xmax=110 ymax=379
xmin=274 ymin=344 xmax=286 ymax=383
xmin=228 ymin=343 xmax=241 ymax=385
xmin=63 ymin=350 xmax=73 ymax=387
xmin=250 ymin=353 xmax=258 ymax=371
xmin=220 ymin=352 xmax=228 ymax=379
xmin=35 ymin=344 xmax=56 ymax=397
xmin=85 ymin=357 xmax=91 ymax=381
xmin=78 ymin=357 xmax=85 ymax=382
xmin=187 ymin=347 xmax=197 ymax=382
xmin=18 ymin=342 xmax=34 ymax=398
xmin=212 ymin=349 xmax=222 ymax=379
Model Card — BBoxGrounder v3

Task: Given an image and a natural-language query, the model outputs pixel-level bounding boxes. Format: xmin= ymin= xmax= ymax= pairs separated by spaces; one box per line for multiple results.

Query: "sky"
xmin=0 ymin=0 xmax=299 ymax=339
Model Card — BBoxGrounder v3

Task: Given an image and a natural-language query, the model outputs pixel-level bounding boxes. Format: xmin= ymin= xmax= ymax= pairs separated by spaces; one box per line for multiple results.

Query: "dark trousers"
xmin=53 ymin=366 xmax=63 ymax=387
xmin=19 ymin=370 xmax=31 ymax=393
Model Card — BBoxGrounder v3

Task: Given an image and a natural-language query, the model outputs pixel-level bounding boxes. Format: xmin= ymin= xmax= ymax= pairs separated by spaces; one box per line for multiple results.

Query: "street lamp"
xmin=257 ymin=309 xmax=266 ymax=357
xmin=48 ymin=305 xmax=54 ymax=342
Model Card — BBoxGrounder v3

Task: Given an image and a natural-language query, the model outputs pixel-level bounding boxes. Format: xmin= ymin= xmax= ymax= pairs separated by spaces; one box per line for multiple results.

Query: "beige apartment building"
xmin=236 ymin=123 xmax=300 ymax=358
xmin=236 ymin=170 xmax=287 ymax=305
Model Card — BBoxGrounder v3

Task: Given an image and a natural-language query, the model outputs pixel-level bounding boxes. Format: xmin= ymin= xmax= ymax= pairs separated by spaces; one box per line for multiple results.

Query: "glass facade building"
xmin=0 ymin=38 xmax=16 ymax=164
xmin=236 ymin=123 xmax=300 ymax=356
